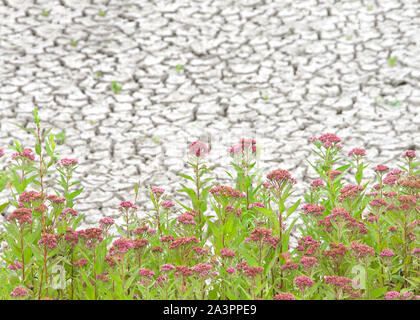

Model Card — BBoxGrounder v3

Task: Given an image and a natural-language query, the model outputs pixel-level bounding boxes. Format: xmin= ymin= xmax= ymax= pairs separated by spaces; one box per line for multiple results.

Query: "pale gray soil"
xmin=0 ymin=0 xmax=419 ymax=232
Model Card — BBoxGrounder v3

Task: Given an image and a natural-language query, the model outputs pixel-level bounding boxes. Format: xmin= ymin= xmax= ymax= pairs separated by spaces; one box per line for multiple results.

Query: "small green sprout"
xmin=54 ymin=131 xmax=66 ymax=145
xmin=99 ymin=9 xmax=106 ymax=17
xmin=42 ymin=10 xmax=49 ymax=17
xmin=389 ymin=57 xmax=397 ymax=67
xmin=111 ymin=81 xmax=122 ymax=94
xmin=263 ymin=93 xmax=269 ymax=100
xmin=95 ymin=72 xmax=102 ymax=78
xmin=70 ymin=39 xmax=78 ymax=46
xmin=176 ymin=64 xmax=184 ymax=72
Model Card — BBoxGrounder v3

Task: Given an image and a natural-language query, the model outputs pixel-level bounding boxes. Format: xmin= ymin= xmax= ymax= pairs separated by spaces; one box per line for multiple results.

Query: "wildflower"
xmin=245 ymin=227 xmax=272 ymax=243
xmin=244 ymin=267 xmax=264 ymax=278
xmin=160 ymin=235 xmax=175 ymax=243
xmin=236 ymin=261 xmax=248 ymax=272
xmin=248 ymin=202 xmax=265 ymax=209
xmin=385 ymin=291 xmax=400 ymax=300
xmin=267 ymin=169 xmax=295 ymax=184
xmin=324 ymin=243 xmax=348 ymax=259
xmin=373 ymin=164 xmax=389 ymax=173
xmin=188 ymin=141 xmax=210 ymax=157
xmin=300 ymin=256 xmax=318 ymax=269
xmin=152 ymin=187 xmax=165 ymax=198
xmin=325 ymin=276 xmax=352 ymax=288
xmin=11 ymin=148 xmax=35 ymax=161
xmin=191 ymin=263 xmax=213 ymax=276
xmin=38 ymin=233 xmax=59 ymax=249
xmin=351 ymin=241 xmax=375 ymax=259
xmin=62 ymin=208 xmax=78 ymax=217
xmin=74 ymin=259 xmax=88 ymax=267
xmin=398 ymin=195 xmax=417 ymax=205
xmin=63 ymin=228 xmax=79 ymax=246
xmin=295 ymin=276 xmax=313 ymax=291
xmin=46 ymin=195 xmax=66 ymax=204
xmin=274 ymin=292 xmax=295 ymax=300
xmin=59 ymin=158 xmax=78 ymax=167
xmin=161 ymin=201 xmax=175 ymax=209
xmin=112 ymin=238 xmax=133 ymax=253
xmin=192 ymin=246 xmax=209 ymax=256
xmin=210 ymin=186 xmax=245 ymax=199
xmin=161 ymin=264 xmax=176 ymax=272
xmin=169 ymin=236 xmax=199 ymax=249
xmin=132 ymin=238 xmax=149 ymax=249
xmin=326 ymin=170 xmax=341 ymax=179
xmin=99 ymin=217 xmax=114 ymax=227
xmin=338 ymin=185 xmax=364 ymax=201
xmin=0 ymin=148 xmax=3 ymax=157
xmin=402 ymin=150 xmax=416 ymax=158
xmin=10 ymin=286 xmax=28 ymax=297
xmin=280 ymin=261 xmax=299 ymax=271
xmin=411 ymin=248 xmax=420 ymax=256
xmin=6 ymin=208 xmax=32 ymax=225
xmin=118 ymin=201 xmax=137 ymax=210
xmin=151 ymin=246 xmax=163 ymax=253
xmin=398 ymin=175 xmax=420 ymax=189
xmin=8 ymin=260 xmax=23 ymax=271
xmin=302 ymin=203 xmax=325 ymax=216
xmin=18 ymin=191 xmax=42 ymax=203
xmin=78 ymin=228 xmax=103 ymax=242
xmin=348 ymin=148 xmax=366 ymax=157
xmin=226 ymin=267 xmax=236 ymax=274
xmin=140 ymin=268 xmax=155 ymax=278
xmin=310 ymin=179 xmax=324 ymax=189
xmin=177 ymin=213 xmax=196 ymax=225
xmin=380 ymin=249 xmax=395 ymax=258
xmin=134 ymin=226 xmax=149 ymax=234
xmin=175 ymin=266 xmax=193 ymax=277
xmin=220 ymin=248 xmax=236 ymax=258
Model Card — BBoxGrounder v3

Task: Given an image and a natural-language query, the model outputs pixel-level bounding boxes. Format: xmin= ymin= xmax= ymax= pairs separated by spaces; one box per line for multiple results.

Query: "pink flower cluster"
xmin=60 ymin=158 xmax=78 ymax=167
xmin=169 ymin=236 xmax=199 ymax=249
xmin=302 ymin=203 xmax=325 ymax=216
xmin=10 ymin=286 xmax=28 ymax=297
xmin=228 ymin=138 xmax=257 ymax=156
xmin=295 ymin=275 xmax=313 ymax=291
xmin=402 ymin=150 xmax=416 ymax=158
xmin=7 ymin=208 xmax=32 ymax=225
xmin=177 ymin=213 xmax=196 ymax=225
xmin=274 ymin=292 xmax=295 ymax=300
xmin=220 ymin=248 xmax=236 ymax=258
xmin=311 ymin=133 xmax=342 ymax=149
xmin=11 ymin=148 xmax=35 ymax=161
xmin=38 ymin=233 xmax=59 ymax=249
xmin=348 ymin=148 xmax=366 ymax=157
xmin=189 ymin=141 xmax=210 ymax=157
xmin=118 ymin=201 xmax=137 ymax=210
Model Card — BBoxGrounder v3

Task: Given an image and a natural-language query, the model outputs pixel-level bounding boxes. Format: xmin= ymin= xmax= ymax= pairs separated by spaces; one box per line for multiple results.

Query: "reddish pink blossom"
xmin=302 ymin=203 xmax=325 ymax=216
xmin=385 ymin=291 xmax=400 ymax=300
xmin=351 ymin=241 xmax=375 ymax=259
xmin=74 ymin=259 xmax=88 ymax=267
xmin=210 ymin=186 xmax=245 ymax=199
xmin=220 ymin=248 xmax=236 ymax=258
xmin=348 ymin=148 xmax=366 ymax=157
xmin=134 ymin=226 xmax=149 ymax=234
xmin=189 ymin=141 xmax=209 ymax=157
xmin=226 ymin=267 xmax=236 ymax=274
xmin=112 ymin=238 xmax=133 ymax=253
xmin=99 ymin=217 xmax=114 ymax=226
xmin=295 ymin=276 xmax=313 ymax=291
xmin=380 ymin=249 xmax=395 ymax=258
xmin=161 ymin=264 xmax=175 ymax=272
xmin=177 ymin=213 xmax=196 ymax=225
xmin=62 ymin=208 xmax=78 ymax=217
xmin=161 ymin=201 xmax=175 ymax=209
xmin=300 ymin=256 xmax=318 ymax=269
xmin=46 ymin=195 xmax=65 ymax=204
xmin=244 ymin=267 xmax=264 ymax=278
xmin=10 ymin=286 xmax=28 ymax=297
xmin=60 ymin=158 xmax=78 ymax=167
xmin=132 ymin=238 xmax=149 ymax=249
xmin=280 ymin=261 xmax=299 ymax=271
xmin=324 ymin=243 xmax=348 ymax=259
xmin=373 ymin=164 xmax=389 ymax=173
xmin=140 ymin=268 xmax=155 ymax=278
xmin=160 ymin=235 xmax=175 ymax=243
xmin=7 ymin=208 xmax=32 ymax=225
xmin=191 ymin=263 xmax=213 ymax=276
xmin=339 ymin=185 xmax=364 ymax=201
xmin=402 ymin=150 xmax=416 ymax=158
xmin=169 ymin=236 xmax=199 ymax=249
xmin=0 ymin=148 xmax=3 ymax=157
xmin=325 ymin=276 xmax=352 ymax=288
xmin=326 ymin=170 xmax=342 ymax=179
xmin=118 ymin=201 xmax=137 ymax=210
xmin=248 ymin=202 xmax=265 ymax=209
xmin=411 ymin=248 xmax=420 ymax=256
xmin=310 ymin=179 xmax=325 ymax=188
xmin=12 ymin=148 xmax=35 ymax=161
xmin=192 ymin=246 xmax=209 ymax=255
xmin=18 ymin=191 xmax=42 ymax=203
xmin=38 ymin=233 xmax=59 ymax=249
xmin=274 ymin=292 xmax=295 ymax=300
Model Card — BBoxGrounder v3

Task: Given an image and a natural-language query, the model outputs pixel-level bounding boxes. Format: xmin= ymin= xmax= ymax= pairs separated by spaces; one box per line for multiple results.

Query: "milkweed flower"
xmin=11 ymin=148 xmax=35 ymax=161
xmin=59 ymin=158 xmax=78 ymax=167
xmin=380 ymin=249 xmax=395 ymax=258
xmin=74 ymin=258 xmax=88 ymax=267
xmin=348 ymin=148 xmax=366 ymax=157
xmin=118 ymin=201 xmax=137 ymax=210
xmin=351 ymin=241 xmax=375 ymax=260
xmin=402 ymin=150 xmax=416 ymax=158
xmin=295 ymin=275 xmax=313 ymax=291
xmin=7 ymin=208 xmax=32 ymax=225
xmin=0 ymin=148 xmax=4 ymax=157
xmin=373 ymin=164 xmax=389 ymax=173
xmin=188 ymin=141 xmax=210 ymax=157
xmin=274 ymin=292 xmax=295 ymax=300
xmin=161 ymin=264 xmax=176 ymax=272
xmin=161 ymin=201 xmax=175 ymax=209
xmin=300 ymin=256 xmax=318 ymax=269
xmin=385 ymin=291 xmax=400 ymax=300
xmin=226 ymin=267 xmax=236 ymax=274
xmin=10 ymin=286 xmax=28 ymax=297
xmin=220 ymin=248 xmax=236 ymax=258
xmin=310 ymin=179 xmax=324 ymax=189
xmin=112 ymin=238 xmax=133 ymax=253
xmin=140 ymin=268 xmax=156 ymax=278
xmin=38 ymin=233 xmax=59 ymax=249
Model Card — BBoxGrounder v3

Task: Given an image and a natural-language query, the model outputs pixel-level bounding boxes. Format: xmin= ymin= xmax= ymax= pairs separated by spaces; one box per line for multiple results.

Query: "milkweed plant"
xmin=0 ymin=109 xmax=418 ymax=300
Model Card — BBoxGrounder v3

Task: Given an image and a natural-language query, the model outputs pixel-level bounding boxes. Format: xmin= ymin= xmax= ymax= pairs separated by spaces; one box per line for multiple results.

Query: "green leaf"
xmin=68 ymin=188 xmax=84 ymax=199
xmin=0 ymin=202 xmax=9 ymax=214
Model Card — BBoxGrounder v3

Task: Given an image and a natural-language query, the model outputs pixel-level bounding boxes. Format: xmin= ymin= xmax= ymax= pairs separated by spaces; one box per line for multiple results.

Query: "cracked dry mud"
xmin=0 ymin=0 xmax=419 ymax=231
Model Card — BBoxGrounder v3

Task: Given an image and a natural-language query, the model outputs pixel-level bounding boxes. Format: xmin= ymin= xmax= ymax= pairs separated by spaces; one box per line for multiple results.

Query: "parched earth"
xmin=0 ymin=0 xmax=419 ymax=230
